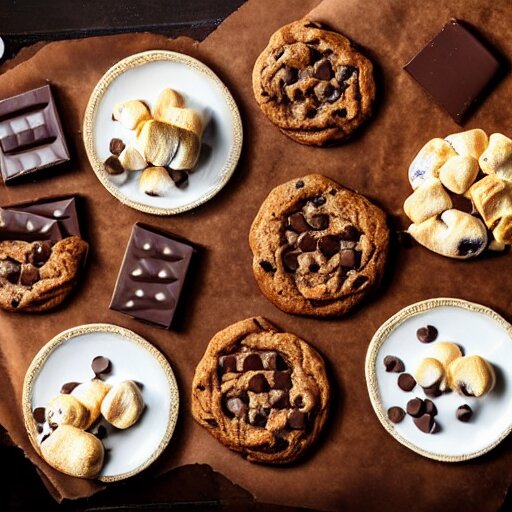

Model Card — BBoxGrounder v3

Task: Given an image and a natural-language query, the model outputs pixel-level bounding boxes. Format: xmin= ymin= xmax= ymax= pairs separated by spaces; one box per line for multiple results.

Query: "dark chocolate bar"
xmin=0 ymin=208 xmax=62 ymax=241
xmin=0 ymin=84 xmax=70 ymax=183
xmin=110 ymin=223 xmax=194 ymax=328
xmin=404 ymin=19 xmax=502 ymax=123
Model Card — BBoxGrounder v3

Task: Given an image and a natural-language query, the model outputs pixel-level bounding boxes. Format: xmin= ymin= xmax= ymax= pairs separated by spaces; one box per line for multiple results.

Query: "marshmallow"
xmin=118 ymin=145 xmax=147 ymax=171
xmin=447 ymin=355 xmax=495 ymax=398
xmin=493 ymin=214 xmax=512 ymax=245
xmin=46 ymin=394 xmax=90 ymax=430
xmin=403 ymin=178 xmax=452 ymax=224
xmin=439 ymin=155 xmax=479 ymax=194
xmin=479 ymin=133 xmax=512 ymax=181
xmin=445 ymin=128 xmax=488 ymax=160
xmin=136 ymin=120 xmax=180 ymax=166
xmin=139 ymin=166 xmax=175 ymax=197
xmin=429 ymin=342 xmax=462 ymax=370
xmin=101 ymin=380 xmax=145 ymax=429
xmin=112 ymin=100 xmax=151 ymax=130
xmin=71 ymin=379 xmax=111 ymax=429
xmin=415 ymin=357 xmax=445 ymax=389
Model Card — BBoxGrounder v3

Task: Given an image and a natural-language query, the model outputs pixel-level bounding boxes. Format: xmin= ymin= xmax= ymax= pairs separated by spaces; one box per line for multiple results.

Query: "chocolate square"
xmin=404 ymin=20 xmax=502 ymax=123
xmin=0 ymin=209 xmax=62 ymax=242
xmin=110 ymin=223 xmax=194 ymax=328
xmin=0 ymin=84 xmax=70 ymax=183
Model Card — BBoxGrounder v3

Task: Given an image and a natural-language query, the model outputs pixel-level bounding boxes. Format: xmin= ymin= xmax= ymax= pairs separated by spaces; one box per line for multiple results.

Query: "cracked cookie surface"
xmin=252 ymin=19 xmax=376 ymax=146
xmin=191 ymin=317 xmax=330 ymax=464
xmin=249 ymin=174 xmax=389 ymax=316
xmin=0 ymin=236 xmax=88 ymax=312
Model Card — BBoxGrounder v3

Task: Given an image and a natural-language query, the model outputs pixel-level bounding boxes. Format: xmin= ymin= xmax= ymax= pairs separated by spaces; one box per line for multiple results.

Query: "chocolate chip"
xmin=334 ymin=108 xmax=347 ymax=117
xmin=33 ymin=407 xmax=46 ymax=423
xmin=383 ymin=355 xmax=405 ymax=373
xmin=271 ymin=393 xmax=290 ymax=409
xmin=295 ymin=180 xmax=305 ymax=189
xmin=311 ymin=196 xmax=326 ymax=207
xmin=275 ymin=353 xmax=288 ymax=371
xmin=19 ymin=265 xmax=40 ymax=286
xmin=387 ymin=406 xmax=405 ymax=424
xmin=422 ymin=383 xmax=442 ymax=398
xmin=336 ymin=65 xmax=356 ymax=83
xmin=206 ymin=418 xmax=218 ymax=427
xmin=0 ymin=259 xmax=21 ymax=284
xmin=306 ymin=108 xmax=317 ymax=118
xmin=226 ymin=397 xmax=247 ymax=418
xmin=416 ymin=325 xmax=438 ymax=343
xmin=95 ymin=425 xmax=108 ymax=440
xmin=298 ymin=233 xmax=317 ymax=252
xmin=424 ymin=399 xmax=437 ymax=416
xmin=11 ymin=298 xmax=19 ymax=308
xmin=219 ymin=355 xmax=237 ymax=373
xmin=104 ymin=155 xmax=125 ymax=175
xmin=60 ymin=382 xmax=80 ymax=394
xmin=91 ymin=356 xmax=112 ymax=375
xmin=329 ymin=189 xmax=337 ymax=196
xmin=340 ymin=249 xmax=357 ymax=268
xmin=283 ymin=67 xmax=299 ymax=85
xmin=413 ymin=413 xmax=437 ymax=434
xmin=109 ymin=138 xmax=125 ymax=156
xmin=309 ymin=46 xmax=323 ymax=63
xmin=457 ymin=238 xmax=482 ymax=256
xmin=288 ymin=410 xmax=307 ymax=430
xmin=294 ymin=396 xmax=304 ymax=408
xmin=398 ymin=373 xmax=416 ymax=392
xmin=243 ymin=354 xmax=263 ymax=371
xmin=293 ymin=89 xmax=304 ymax=101
xmin=283 ymin=250 xmax=300 ymax=272
xmin=309 ymin=262 xmax=320 ymax=272
xmin=307 ymin=214 xmax=329 ymax=230
xmin=274 ymin=49 xmax=284 ymax=60
xmin=318 ymin=235 xmax=340 ymax=259
xmin=313 ymin=59 xmax=333 ymax=80
xmin=456 ymin=404 xmax=473 ymax=422
xmin=253 ymin=412 xmax=268 ymax=427
xmin=340 ymin=225 xmax=360 ymax=241
xmin=458 ymin=382 xmax=475 ymax=397
xmin=168 ymin=169 xmax=188 ymax=187
xmin=352 ymin=275 xmax=368 ymax=289
xmin=406 ymin=397 xmax=425 ymax=418
xmin=326 ymin=86 xmax=341 ymax=103
xmin=273 ymin=371 xmax=292 ymax=389
xmin=248 ymin=374 xmax=270 ymax=393
xmin=29 ymin=242 xmax=52 ymax=267
xmin=259 ymin=260 xmax=275 ymax=273
xmin=288 ymin=212 xmax=310 ymax=233
xmin=36 ymin=425 xmax=43 ymax=434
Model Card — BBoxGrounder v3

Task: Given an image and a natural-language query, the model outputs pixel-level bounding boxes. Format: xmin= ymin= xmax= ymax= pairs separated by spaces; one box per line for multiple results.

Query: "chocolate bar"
xmin=0 ymin=84 xmax=70 ymax=183
xmin=404 ymin=20 xmax=502 ymax=123
xmin=0 ymin=209 xmax=62 ymax=242
xmin=110 ymin=223 xmax=194 ymax=328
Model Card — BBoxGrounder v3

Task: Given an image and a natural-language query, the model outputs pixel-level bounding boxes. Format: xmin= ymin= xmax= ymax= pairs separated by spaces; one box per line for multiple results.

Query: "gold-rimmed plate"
xmin=22 ymin=323 xmax=179 ymax=482
xmin=366 ymin=298 xmax=512 ymax=462
xmin=83 ymin=50 xmax=243 ymax=215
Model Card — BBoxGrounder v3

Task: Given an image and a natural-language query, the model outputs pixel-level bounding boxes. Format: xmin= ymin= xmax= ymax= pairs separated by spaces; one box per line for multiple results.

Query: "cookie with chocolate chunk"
xmin=250 ymin=175 xmax=389 ymax=316
xmin=252 ymin=19 xmax=376 ymax=146
xmin=0 ymin=236 xmax=88 ymax=312
xmin=191 ymin=317 xmax=329 ymax=464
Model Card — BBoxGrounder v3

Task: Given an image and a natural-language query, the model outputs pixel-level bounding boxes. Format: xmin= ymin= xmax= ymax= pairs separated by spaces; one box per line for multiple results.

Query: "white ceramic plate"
xmin=22 ymin=324 xmax=179 ymax=481
xmin=83 ymin=50 xmax=243 ymax=215
xmin=365 ymin=298 xmax=512 ymax=461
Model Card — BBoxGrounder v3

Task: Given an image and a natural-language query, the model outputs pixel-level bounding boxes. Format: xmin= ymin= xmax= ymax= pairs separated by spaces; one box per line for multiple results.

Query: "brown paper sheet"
xmin=0 ymin=0 xmax=512 ymax=510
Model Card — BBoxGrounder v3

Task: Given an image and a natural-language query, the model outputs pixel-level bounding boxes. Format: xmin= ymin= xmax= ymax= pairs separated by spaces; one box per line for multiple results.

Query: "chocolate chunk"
xmin=413 ymin=413 xmax=437 ymax=434
xmin=19 ymin=265 xmax=40 ymax=286
xmin=416 ymin=325 xmax=438 ymax=343
xmin=398 ymin=373 xmax=416 ymax=392
xmin=309 ymin=262 xmax=320 ymax=272
xmin=37 ymin=425 xmax=43 ymax=434
xmin=313 ymin=59 xmax=333 ymax=80
xmin=11 ymin=298 xmax=19 ymax=308
xmin=91 ymin=356 xmax=112 ymax=376
xmin=406 ymin=397 xmax=425 ymax=418
xmin=60 ymin=382 xmax=80 ymax=394
xmin=283 ymin=250 xmax=300 ymax=272
xmin=288 ymin=410 xmax=307 ymax=430
xmin=311 ymin=196 xmax=326 ymax=207
xmin=297 ymin=233 xmax=317 ymax=252
xmin=253 ymin=412 xmax=268 ymax=427
xmin=306 ymin=108 xmax=317 ymax=118
xmin=109 ymin=138 xmax=125 ymax=156
xmin=288 ymin=212 xmax=310 ymax=233
xmin=404 ymin=20 xmax=502 ymax=123
xmin=206 ymin=418 xmax=218 ymax=427
xmin=318 ymin=235 xmax=340 ymax=259
xmin=169 ymin=169 xmax=189 ymax=188
xmin=226 ymin=397 xmax=247 ymax=418
xmin=273 ymin=371 xmax=292 ymax=390
xmin=387 ymin=406 xmax=405 ymax=424
xmin=340 ymin=249 xmax=357 ymax=268
xmin=32 ymin=407 xmax=46 ymax=423
xmin=259 ymin=260 xmax=275 ymax=273
xmin=334 ymin=108 xmax=348 ymax=117
xmin=307 ymin=214 xmax=329 ymax=230
xmin=0 ymin=259 xmax=21 ymax=283
xmin=248 ymin=374 xmax=270 ymax=393
xmin=29 ymin=241 xmax=52 ymax=267
xmin=0 ymin=209 xmax=62 ymax=243
xmin=309 ymin=46 xmax=323 ymax=63
xmin=326 ymin=86 xmax=341 ymax=103
xmin=283 ymin=67 xmax=299 ymax=85
xmin=243 ymin=354 xmax=263 ymax=371
xmin=424 ymin=399 xmax=438 ymax=416
xmin=293 ymin=89 xmax=304 ymax=101
xmin=340 ymin=225 xmax=360 ymax=241
xmin=271 ymin=393 xmax=290 ymax=410
xmin=104 ymin=155 xmax=125 ymax=175
xmin=457 ymin=238 xmax=483 ymax=257
xmin=456 ymin=404 xmax=473 ymax=422
xmin=383 ymin=355 xmax=405 ymax=373
xmin=336 ymin=65 xmax=356 ymax=83
xmin=294 ymin=395 xmax=304 ymax=408
xmin=422 ymin=383 xmax=442 ymax=398
xmin=219 ymin=355 xmax=237 ymax=373
xmin=295 ymin=180 xmax=305 ymax=189
xmin=0 ymin=85 xmax=70 ymax=183
xmin=458 ymin=382 xmax=475 ymax=397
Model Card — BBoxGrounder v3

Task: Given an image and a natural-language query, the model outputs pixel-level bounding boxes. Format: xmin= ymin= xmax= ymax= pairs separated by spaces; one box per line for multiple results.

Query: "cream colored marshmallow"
xmin=479 ymin=133 xmax=512 ymax=181
xmin=438 ymin=155 xmax=479 ymax=194
xmin=445 ymin=128 xmax=488 ymax=160
xmin=403 ymin=178 xmax=452 ymax=224
xmin=112 ymin=100 xmax=151 ymax=130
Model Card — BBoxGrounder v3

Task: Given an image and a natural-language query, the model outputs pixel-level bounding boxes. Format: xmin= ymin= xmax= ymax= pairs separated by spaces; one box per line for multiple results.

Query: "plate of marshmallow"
xmin=22 ymin=323 xmax=179 ymax=481
xmin=366 ymin=298 xmax=512 ymax=461
xmin=83 ymin=50 xmax=243 ymax=215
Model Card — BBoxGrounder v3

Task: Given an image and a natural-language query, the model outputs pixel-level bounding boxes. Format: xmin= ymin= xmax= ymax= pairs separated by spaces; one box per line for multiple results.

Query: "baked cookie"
xmin=0 ymin=236 xmax=88 ymax=312
xmin=191 ymin=317 xmax=329 ymax=464
xmin=249 ymin=175 xmax=389 ymax=316
xmin=252 ymin=19 xmax=376 ymax=146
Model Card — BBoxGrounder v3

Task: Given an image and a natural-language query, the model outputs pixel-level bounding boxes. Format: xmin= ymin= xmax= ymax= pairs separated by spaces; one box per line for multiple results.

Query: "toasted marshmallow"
xmin=429 ymin=342 xmax=462 ymax=369
xmin=154 ymin=106 xmax=204 ymax=139
xmin=403 ymin=177 xmax=452 ymax=224
xmin=470 ymin=175 xmax=512 ymax=231
xmin=136 ymin=120 xmax=180 ymax=166
xmin=479 ymin=133 xmax=512 ymax=181
xmin=445 ymin=128 xmax=488 ymax=160
xmin=408 ymin=138 xmax=457 ymax=190
xmin=153 ymin=88 xmax=185 ymax=115
xmin=493 ymin=214 xmax=512 ymax=245
xmin=139 ymin=166 xmax=175 ymax=196
xmin=169 ymin=128 xmax=201 ymax=170
xmin=118 ymin=145 xmax=147 ymax=171
xmin=448 ymin=355 xmax=495 ymax=397
xmin=409 ymin=209 xmax=488 ymax=259
xmin=415 ymin=357 xmax=446 ymax=389
xmin=71 ymin=379 xmax=111 ymax=429
xmin=439 ymin=155 xmax=480 ymax=194
xmin=112 ymin=100 xmax=151 ymax=130
xmin=46 ymin=394 xmax=90 ymax=430
xmin=101 ymin=380 xmax=144 ymax=429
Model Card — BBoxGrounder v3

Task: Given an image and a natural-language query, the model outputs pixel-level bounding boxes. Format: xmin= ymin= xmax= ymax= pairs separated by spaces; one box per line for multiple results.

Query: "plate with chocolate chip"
xmin=83 ymin=50 xmax=242 ymax=215
xmin=365 ymin=298 xmax=512 ymax=461
xmin=22 ymin=323 xmax=179 ymax=481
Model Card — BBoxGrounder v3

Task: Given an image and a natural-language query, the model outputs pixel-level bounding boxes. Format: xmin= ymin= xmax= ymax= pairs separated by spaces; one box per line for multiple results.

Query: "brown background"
xmin=1 ymin=0 xmax=511 ymax=510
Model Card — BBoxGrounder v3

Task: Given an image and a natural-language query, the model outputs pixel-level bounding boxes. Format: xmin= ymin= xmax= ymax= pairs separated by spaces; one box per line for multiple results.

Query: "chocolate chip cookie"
xmin=252 ymin=19 xmax=376 ymax=146
xmin=191 ymin=317 xmax=329 ymax=464
xmin=0 ymin=236 xmax=88 ymax=312
xmin=249 ymin=175 xmax=389 ymax=316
